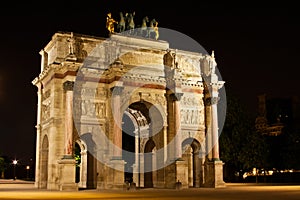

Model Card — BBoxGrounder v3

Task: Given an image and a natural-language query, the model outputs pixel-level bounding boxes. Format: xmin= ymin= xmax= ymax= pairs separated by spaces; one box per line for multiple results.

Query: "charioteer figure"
xmin=106 ymin=12 xmax=118 ymax=35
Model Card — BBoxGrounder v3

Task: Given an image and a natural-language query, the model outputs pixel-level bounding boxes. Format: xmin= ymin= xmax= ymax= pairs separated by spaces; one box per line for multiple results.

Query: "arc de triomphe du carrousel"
xmin=32 ymin=13 xmax=226 ymax=191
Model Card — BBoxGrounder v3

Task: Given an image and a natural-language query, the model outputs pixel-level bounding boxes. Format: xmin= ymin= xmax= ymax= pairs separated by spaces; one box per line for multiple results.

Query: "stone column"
xmin=171 ymin=93 xmax=183 ymax=159
xmin=204 ymin=92 xmax=225 ymax=188
xmin=63 ymin=81 xmax=74 ymax=157
xmin=34 ymin=82 xmax=42 ymax=188
xmin=39 ymin=49 xmax=48 ymax=72
xmin=202 ymin=53 xmax=225 ymax=188
xmin=111 ymin=86 xmax=124 ymax=159
xmin=211 ymin=96 xmax=220 ymax=160
xmin=109 ymin=86 xmax=125 ymax=189
xmin=78 ymin=150 xmax=87 ymax=188
xmin=58 ymin=81 xmax=78 ymax=191
xmin=166 ymin=92 xmax=188 ymax=189
xmin=204 ymin=96 xmax=213 ymax=160
xmin=132 ymin=129 xmax=139 ymax=186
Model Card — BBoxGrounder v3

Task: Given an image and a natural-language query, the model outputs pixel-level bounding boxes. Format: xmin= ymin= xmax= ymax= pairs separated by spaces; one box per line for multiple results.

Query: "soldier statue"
xmin=106 ymin=12 xmax=118 ymax=34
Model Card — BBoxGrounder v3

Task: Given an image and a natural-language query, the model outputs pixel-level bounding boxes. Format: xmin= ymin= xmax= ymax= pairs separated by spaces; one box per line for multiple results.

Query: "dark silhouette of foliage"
xmin=219 ymin=91 xmax=268 ymax=181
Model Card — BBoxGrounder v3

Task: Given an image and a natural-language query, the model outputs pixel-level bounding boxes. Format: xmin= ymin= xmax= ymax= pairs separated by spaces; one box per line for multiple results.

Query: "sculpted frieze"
xmin=143 ymin=93 xmax=166 ymax=106
xmin=180 ymin=108 xmax=205 ymax=125
xmin=181 ymin=95 xmax=204 ymax=107
xmin=96 ymin=89 xmax=108 ymax=99
xmin=42 ymin=90 xmax=51 ymax=100
xmin=177 ymin=56 xmax=200 ymax=75
xmin=41 ymin=101 xmax=51 ymax=121
xmin=95 ymin=102 xmax=106 ymax=118
xmin=81 ymin=88 xmax=97 ymax=97
xmin=78 ymin=99 xmax=106 ymax=119
xmin=120 ymin=52 xmax=162 ymax=66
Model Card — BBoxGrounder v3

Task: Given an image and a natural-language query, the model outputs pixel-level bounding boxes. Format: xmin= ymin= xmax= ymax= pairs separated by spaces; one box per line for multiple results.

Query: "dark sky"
xmin=0 ymin=1 xmax=299 ymax=164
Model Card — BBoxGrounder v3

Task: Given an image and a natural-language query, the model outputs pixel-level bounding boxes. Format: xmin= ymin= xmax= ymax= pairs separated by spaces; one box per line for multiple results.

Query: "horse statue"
xmin=126 ymin=12 xmax=135 ymax=34
xmin=117 ymin=12 xmax=126 ymax=33
xmin=153 ymin=21 xmax=159 ymax=40
xmin=139 ymin=16 xmax=149 ymax=37
xmin=147 ymin=18 xmax=159 ymax=40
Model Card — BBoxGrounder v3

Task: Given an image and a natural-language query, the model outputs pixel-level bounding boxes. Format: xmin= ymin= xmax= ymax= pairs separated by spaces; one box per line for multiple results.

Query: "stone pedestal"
xmin=58 ymin=158 xmax=78 ymax=191
xmin=97 ymin=179 xmax=105 ymax=190
xmin=108 ymin=159 xmax=126 ymax=189
xmin=175 ymin=159 xmax=188 ymax=189
xmin=165 ymin=160 xmax=188 ymax=189
xmin=204 ymin=160 xmax=225 ymax=188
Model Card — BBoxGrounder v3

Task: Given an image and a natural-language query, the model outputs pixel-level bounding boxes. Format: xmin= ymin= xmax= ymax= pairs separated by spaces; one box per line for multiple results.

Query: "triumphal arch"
xmin=32 ymin=28 xmax=225 ymax=190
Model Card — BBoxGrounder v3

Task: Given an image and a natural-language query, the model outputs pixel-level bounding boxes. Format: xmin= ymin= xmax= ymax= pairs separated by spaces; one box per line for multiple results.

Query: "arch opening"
xmin=121 ymin=101 xmax=163 ymax=188
xmin=182 ymin=138 xmax=203 ymax=187
xmin=40 ymin=135 xmax=49 ymax=189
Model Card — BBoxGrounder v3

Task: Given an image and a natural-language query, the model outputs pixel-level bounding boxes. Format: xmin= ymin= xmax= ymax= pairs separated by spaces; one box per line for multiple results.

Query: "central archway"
xmin=121 ymin=101 xmax=164 ymax=188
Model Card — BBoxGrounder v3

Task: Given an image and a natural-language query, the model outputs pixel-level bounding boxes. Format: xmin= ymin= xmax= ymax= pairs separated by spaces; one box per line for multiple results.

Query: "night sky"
xmin=0 ymin=1 xmax=299 ymax=164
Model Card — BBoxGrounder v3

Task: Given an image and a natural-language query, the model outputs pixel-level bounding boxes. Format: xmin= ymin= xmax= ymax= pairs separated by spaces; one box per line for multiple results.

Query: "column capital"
xmin=204 ymin=97 xmax=220 ymax=106
xmin=39 ymin=49 xmax=45 ymax=56
xmin=170 ymin=92 xmax=183 ymax=101
xmin=63 ymin=81 xmax=74 ymax=91
xmin=210 ymin=81 xmax=225 ymax=90
xmin=110 ymin=86 xmax=124 ymax=95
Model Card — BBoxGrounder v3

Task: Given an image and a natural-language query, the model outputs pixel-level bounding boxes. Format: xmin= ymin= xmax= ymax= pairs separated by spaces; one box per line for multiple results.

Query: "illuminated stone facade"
xmin=32 ymin=32 xmax=225 ymax=190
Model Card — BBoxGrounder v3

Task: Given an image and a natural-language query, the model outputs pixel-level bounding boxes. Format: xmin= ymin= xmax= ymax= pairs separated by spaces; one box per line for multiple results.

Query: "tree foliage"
xmin=274 ymin=125 xmax=300 ymax=169
xmin=219 ymin=92 xmax=267 ymax=181
xmin=0 ymin=156 xmax=8 ymax=179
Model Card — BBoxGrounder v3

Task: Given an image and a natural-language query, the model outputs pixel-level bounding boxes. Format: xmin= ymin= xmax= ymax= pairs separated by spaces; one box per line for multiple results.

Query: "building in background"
xmin=256 ymin=94 xmax=300 ymax=136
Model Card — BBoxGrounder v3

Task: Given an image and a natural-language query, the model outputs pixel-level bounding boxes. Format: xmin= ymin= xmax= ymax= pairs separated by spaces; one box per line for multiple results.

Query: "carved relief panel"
xmin=180 ymin=93 xmax=205 ymax=127
xmin=80 ymin=100 xmax=106 ymax=119
xmin=41 ymin=90 xmax=51 ymax=122
xmin=180 ymin=108 xmax=204 ymax=126
xmin=177 ymin=55 xmax=200 ymax=75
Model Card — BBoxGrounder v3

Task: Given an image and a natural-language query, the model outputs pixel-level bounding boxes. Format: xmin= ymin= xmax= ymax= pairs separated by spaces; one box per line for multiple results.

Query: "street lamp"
xmin=26 ymin=166 xmax=30 ymax=180
xmin=12 ymin=159 xmax=17 ymax=180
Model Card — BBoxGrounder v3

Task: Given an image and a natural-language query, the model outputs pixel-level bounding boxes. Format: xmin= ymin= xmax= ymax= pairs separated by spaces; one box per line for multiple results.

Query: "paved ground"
xmin=0 ymin=180 xmax=300 ymax=200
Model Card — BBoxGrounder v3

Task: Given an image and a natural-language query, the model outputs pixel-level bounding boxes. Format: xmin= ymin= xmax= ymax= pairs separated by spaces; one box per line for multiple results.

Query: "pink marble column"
xmin=111 ymin=86 xmax=124 ymax=159
xmin=211 ymin=97 xmax=220 ymax=160
xmin=63 ymin=81 xmax=74 ymax=157
xmin=172 ymin=93 xmax=183 ymax=160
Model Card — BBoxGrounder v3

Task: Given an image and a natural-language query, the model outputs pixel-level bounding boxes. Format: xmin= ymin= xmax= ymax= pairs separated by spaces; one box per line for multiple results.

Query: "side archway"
xmin=80 ymin=133 xmax=97 ymax=189
xmin=144 ymin=139 xmax=156 ymax=188
xmin=40 ymin=135 xmax=49 ymax=189
xmin=182 ymin=138 xmax=204 ymax=187
xmin=75 ymin=139 xmax=88 ymax=188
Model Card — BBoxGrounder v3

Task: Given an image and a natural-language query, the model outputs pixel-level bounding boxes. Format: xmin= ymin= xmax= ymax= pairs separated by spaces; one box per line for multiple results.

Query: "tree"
xmin=279 ymin=125 xmax=300 ymax=169
xmin=0 ymin=156 xmax=7 ymax=179
xmin=219 ymin=91 xmax=268 ymax=182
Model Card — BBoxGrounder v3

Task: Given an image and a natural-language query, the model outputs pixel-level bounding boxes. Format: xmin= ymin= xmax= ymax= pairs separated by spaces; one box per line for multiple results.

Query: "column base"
xmin=59 ymin=183 xmax=78 ymax=191
xmin=57 ymin=157 xmax=78 ymax=191
xmin=107 ymin=159 xmax=126 ymax=189
xmin=165 ymin=159 xmax=188 ymax=189
xmin=66 ymin=54 xmax=77 ymax=61
xmin=204 ymin=160 xmax=225 ymax=188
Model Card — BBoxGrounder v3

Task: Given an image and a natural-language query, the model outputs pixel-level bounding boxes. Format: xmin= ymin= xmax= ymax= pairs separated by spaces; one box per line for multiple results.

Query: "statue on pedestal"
xmin=105 ymin=11 xmax=158 ymax=39
xmin=147 ymin=19 xmax=159 ymax=40
xmin=106 ymin=13 xmax=118 ymax=34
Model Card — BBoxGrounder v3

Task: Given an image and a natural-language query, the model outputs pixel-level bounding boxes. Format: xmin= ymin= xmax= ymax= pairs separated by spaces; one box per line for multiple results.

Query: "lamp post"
xmin=12 ymin=159 xmax=17 ymax=180
xmin=26 ymin=166 xmax=30 ymax=180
